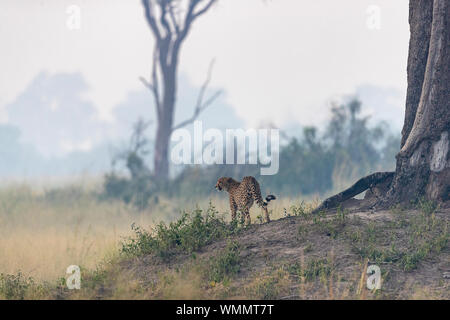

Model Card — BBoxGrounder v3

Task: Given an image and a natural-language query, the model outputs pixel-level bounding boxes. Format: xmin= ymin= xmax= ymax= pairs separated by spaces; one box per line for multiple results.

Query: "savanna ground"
xmin=0 ymin=179 xmax=448 ymax=300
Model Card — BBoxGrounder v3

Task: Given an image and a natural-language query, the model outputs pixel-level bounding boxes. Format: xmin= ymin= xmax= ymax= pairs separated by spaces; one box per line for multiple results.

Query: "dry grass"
xmin=0 ymin=182 xmax=175 ymax=282
xmin=0 ymin=180 xmax=307 ymax=283
xmin=195 ymin=195 xmax=321 ymax=222
xmin=1 ymin=181 xmax=448 ymax=300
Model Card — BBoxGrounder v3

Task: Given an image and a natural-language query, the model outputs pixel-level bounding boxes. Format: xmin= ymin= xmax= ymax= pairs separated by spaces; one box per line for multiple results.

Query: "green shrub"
xmin=102 ymin=173 xmax=154 ymax=210
xmin=349 ymin=203 xmax=449 ymax=272
xmin=288 ymin=258 xmax=333 ymax=282
xmin=252 ymin=275 xmax=281 ymax=300
xmin=121 ymin=203 xmax=238 ymax=260
xmin=0 ymin=272 xmax=42 ymax=300
xmin=417 ymin=197 xmax=438 ymax=216
xmin=206 ymin=241 xmax=241 ymax=283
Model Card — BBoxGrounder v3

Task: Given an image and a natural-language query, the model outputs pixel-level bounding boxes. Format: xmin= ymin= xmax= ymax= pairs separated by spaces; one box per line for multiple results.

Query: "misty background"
xmin=0 ymin=0 xmax=408 ymax=190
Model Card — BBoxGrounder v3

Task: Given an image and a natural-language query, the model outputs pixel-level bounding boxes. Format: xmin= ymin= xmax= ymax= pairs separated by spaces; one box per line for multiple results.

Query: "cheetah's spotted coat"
xmin=215 ymin=176 xmax=276 ymax=225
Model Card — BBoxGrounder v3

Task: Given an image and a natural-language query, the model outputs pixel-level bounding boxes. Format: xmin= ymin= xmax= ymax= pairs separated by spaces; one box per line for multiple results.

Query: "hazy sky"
xmin=0 ymin=0 xmax=409 ymax=129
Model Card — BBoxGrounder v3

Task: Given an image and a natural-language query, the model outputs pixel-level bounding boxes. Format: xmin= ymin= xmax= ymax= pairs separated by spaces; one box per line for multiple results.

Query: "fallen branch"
xmin=312 ymin=171 xmax=394 ymax=214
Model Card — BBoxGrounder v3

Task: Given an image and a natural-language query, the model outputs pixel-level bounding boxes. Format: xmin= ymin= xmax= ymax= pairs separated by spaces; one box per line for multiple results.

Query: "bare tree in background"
xmin=315 ymin=0 xmax=449 ymax=212
xmin=140 ymin=0 xmax=221 ymax=181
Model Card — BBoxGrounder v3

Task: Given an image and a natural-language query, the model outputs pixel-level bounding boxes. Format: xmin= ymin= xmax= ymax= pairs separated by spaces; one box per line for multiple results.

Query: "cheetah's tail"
xmin=263 ymin=195 xmax=276 ymax=206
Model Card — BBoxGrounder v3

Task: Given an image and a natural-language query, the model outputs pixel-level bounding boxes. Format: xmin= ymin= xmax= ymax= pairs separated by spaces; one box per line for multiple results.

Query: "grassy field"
xmin=0 ymin=180 xmax=316 ymax=283
xmin=0 ymin=181 xmax=167 ymax=282
xmin=0 ymin=181 xmax=448 ymax=300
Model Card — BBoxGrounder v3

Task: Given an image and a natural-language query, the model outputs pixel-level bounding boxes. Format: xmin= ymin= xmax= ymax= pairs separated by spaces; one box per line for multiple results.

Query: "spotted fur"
xmin=215 ymin=176 xmax=276 ymax=224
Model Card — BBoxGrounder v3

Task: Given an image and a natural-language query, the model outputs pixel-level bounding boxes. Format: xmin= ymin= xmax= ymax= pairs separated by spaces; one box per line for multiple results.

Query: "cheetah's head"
xmin=215 ymin=177 xmax=232 ymax=191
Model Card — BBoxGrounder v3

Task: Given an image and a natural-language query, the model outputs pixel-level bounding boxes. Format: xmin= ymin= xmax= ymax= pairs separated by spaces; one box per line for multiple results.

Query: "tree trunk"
xmin=400 ymin=0 xmax=433 ymax=148
xmin=141 ymin=0 xmax=219 ymax=182
xmin=386 ymin=0 xmax=450 ymax=204
xmin=314 ymin=0 xmax=449 ymax=212
xmin=154 ymin=121 xmax=171 ymax=181
xmin=154 ymin=65 xmax=177 ymax=181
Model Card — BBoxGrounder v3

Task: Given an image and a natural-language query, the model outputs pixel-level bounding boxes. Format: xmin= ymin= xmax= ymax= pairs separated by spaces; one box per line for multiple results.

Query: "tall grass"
xmin=0 ymin=182 xmax=171 ymax=282
xmin=0 ymin=180 xmax=302 ymax=282
xmin=1 ymin=180 xmax=448 ymax=300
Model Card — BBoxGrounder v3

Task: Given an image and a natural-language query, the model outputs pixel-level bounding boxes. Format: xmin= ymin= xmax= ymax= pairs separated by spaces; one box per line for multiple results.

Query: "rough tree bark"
xmin=315 ymin=0 xmax=449 ymax=212
xmin=140 ymin=0 xmax=221 ymax=181
xmin=386 ymin=0 xmax=449 ymax=204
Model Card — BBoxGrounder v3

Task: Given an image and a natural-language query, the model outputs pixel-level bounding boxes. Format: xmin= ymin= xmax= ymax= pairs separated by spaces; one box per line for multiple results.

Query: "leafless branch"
xmin=159 ymin=1 xmax=173 ymax=37
xmin=139 ymin=45 xmax=162 ymax=120
xmin=142 ymin=0 xmax=162 ymax=40
xmin=172 ymin=59 xmax=222 ymax=131
xmin=130 ymin=118 xmax=153 ymax=154
xmin=168 ymin=1 xmax=181 ymax=35
xmin=139 ymin=76 xmax=153 ymax=90
xmin=193 ymin=0 xmax=217 ymax=18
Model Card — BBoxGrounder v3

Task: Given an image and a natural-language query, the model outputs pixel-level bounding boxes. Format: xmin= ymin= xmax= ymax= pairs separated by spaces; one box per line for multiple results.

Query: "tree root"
xmin=312 ymin=172 xmax=395 ymax=214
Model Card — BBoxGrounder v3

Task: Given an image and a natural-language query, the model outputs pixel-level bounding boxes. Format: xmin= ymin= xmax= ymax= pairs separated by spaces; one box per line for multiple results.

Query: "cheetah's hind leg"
xmin=262 ymin=206 xmax=271 ymax=223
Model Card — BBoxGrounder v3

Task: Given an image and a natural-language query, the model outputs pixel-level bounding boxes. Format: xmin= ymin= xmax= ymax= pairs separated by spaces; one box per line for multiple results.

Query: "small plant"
xmin=288 ymin=258 xmax=333 ymax=283
xmin=81 ymin=266 xmax=108 ymax=290
xmin=346 ymin=229 xmax=363 ymax=243
xmin=0 ymin=272 xmax=43 ymax=300
xmin=304 ymin=258 xmax=333 ymax=282
xmin=417 ymin=197 xmax=438 ymax=216
xmin=335 ymin=206 xmax=347 ymax=224
xmin=205 ymin=241 xmax=241 ymax=284
xmin=290 ymin=201 xmax=314 ymax=220
xmin=297 ymin=224 xmax=308 ymax=240
xmin=248 ymin=268 xmax=289 ymax=300
xmin=256 ymin=214 xmax=264 ymax=223
xmin=312 ymin=206 xmax=348 ymax=239
xmin=304 ymin=241 xmax=313 ymax=253
xmin=253 ymin=277 xmax=279 ymax=300
xmin=313 ymin=210 xmax=326 ymax=225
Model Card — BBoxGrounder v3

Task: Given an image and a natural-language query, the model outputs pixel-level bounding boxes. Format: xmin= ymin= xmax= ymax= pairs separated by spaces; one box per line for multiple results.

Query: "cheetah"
xmin=215 ymin=176 xmax=276 ymax=225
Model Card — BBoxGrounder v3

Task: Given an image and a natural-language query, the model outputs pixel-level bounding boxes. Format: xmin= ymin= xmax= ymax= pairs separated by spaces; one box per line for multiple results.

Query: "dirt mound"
xmin=107 ymin=205 xmax=448 ymax=300
xmin=63 ymin=204 xmax=449 ymax=300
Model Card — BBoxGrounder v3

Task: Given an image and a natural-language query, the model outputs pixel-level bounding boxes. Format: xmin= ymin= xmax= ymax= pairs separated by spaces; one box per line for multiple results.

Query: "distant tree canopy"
xmin=251 ymin=98 xmax=398 ymax=197
xmin=104 ymin=97 xmax=400 ymax=207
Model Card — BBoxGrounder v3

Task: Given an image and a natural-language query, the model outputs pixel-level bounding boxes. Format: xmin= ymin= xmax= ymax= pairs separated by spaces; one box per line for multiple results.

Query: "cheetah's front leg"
xmin=243 ymin=208 xmax=251 ymax=225
xmin=229 ymin=197 xmax=237 ymax=221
